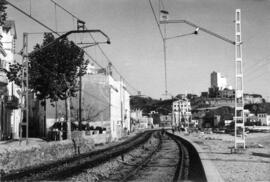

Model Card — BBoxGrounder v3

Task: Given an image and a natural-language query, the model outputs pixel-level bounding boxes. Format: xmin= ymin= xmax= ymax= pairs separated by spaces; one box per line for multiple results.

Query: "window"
xmin=0 ymin=59 xmax=5 ymax=69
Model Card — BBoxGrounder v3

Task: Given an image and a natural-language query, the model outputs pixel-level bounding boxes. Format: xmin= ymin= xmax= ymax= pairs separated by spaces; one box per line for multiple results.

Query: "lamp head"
xmin=107 ymin=40 xmax=111 ymax=44
xmin=194 ymin=27 xmax=199 ymax=35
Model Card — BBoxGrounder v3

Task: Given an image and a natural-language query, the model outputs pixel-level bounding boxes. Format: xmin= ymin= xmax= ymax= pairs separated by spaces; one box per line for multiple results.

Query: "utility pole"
xmin=163 ymin=24 xmax=168 ymax=97
xmin=6 ymin=0 xmax=110 ymax=134
xmin=77 ymin=20 xmax=85 ymax=131
xmin=20 ymin=33 xmax=29 ymax=144
xmin=161 ymin=10 xmax=169 ymax=97
xmin=160 ymin=9 xmax=245 ymax=149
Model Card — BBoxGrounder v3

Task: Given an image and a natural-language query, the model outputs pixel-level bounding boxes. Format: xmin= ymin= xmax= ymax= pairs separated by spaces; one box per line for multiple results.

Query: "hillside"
xmin=130 ymin=96 xmax=173 ymax=115
xmin=191 ymin=97 xmax=235 ymax=110
xmin=244 ymin=103 xmax=270 ymax=115
xmin=130 ymin=95 xmax=270 ymax=119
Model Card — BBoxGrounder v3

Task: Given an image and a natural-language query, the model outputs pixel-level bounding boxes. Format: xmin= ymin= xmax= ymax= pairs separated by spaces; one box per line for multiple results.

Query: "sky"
xmin=6 ymin=0 xmax=270 ymax=100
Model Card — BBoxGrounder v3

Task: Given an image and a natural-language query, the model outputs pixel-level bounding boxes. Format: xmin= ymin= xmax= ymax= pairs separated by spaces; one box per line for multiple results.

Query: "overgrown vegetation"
xmin=130 ymin=95 xmax=175 ymax=115
xmin=244 ymin=103 xmax=270 ymax=115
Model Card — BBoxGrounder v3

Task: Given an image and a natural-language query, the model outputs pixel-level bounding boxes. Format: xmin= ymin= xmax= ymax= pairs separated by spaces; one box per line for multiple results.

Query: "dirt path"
xmin=184 ymin=132 xmax=270 ymax=182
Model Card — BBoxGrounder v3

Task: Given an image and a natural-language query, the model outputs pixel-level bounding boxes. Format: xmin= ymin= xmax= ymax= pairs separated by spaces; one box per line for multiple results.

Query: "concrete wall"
xmin=45 ymin=74 xmax=111 ymax=123
xmin=109 ymin=76 xmax=121 ymax=139
xmin=40 ymin=74 xmax=131 ymax=141
xmin=109 ymin=76 xmax=130 ymax=139
xmin=85 ymin=133 xmax=111 ymax=144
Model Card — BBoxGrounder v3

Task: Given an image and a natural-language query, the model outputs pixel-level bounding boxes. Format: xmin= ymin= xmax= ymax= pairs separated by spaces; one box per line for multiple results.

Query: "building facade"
xmin=172 ymin=98 xmax=191 ymax=127
xmin=0 ymin=20 xmax=20 ymax=140
xmin=160 ymin=113 xmax=172 ymax=127
xmin=257 ymin=113 xmax=270 ymax=126
xmin=37 ymin=72 xmax=131 ymax=140
xmin=219 ymin=88 xmax=235 ymax=98
xmin=244 ymin=94 xmax=263 ymax=104
xmin=109 ymin=76 xmax=130 ymax=139
xmin=210 ymin=71 xmax=227 ymax=90
xmin=130 ymin=109 xmax=143 ymax=122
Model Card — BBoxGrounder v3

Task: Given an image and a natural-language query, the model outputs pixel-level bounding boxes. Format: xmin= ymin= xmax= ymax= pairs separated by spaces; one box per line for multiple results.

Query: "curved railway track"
xmin=98 ymin=131 xmax=206 ymax=182
xmin=1 ymin=130 xmax=207 ymax=182
xmin=106 ymin=132 xmax=193 ymax=182
xmin=0 ymin=131 xmax=154 ymax=181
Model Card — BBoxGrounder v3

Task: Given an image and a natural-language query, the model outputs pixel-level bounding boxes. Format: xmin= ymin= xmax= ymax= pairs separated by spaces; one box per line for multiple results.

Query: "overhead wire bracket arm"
xmin=165 ymin=32 xmax=195 ymax=40
xmin=160 ymin=19 xmax=235 ymax=45
xmin=28 ymin=30 xmax=110 ymax=56
xmin=56 ymin=30 xmax=110 ymax=44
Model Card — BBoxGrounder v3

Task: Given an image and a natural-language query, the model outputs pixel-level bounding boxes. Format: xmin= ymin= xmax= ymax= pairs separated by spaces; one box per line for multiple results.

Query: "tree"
xmin=7 ymin=33 xmax=89 ymax=139
xmin=0 ymin=1 xmax=7 ymax=56
xmin=0 ymin=1 xmax=7 ymax=26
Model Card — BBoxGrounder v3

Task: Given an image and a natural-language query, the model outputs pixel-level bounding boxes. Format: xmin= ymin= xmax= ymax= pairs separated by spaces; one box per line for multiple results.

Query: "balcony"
xmin=5 ymin=95 xmax=19 ymax=110
xmin=0 ymin=68 xmax=8 ymax=86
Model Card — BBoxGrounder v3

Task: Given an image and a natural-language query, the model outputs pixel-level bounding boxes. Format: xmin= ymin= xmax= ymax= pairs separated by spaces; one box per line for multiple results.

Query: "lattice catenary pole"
xmin=234 ymin=9 xmax=245 ymax=149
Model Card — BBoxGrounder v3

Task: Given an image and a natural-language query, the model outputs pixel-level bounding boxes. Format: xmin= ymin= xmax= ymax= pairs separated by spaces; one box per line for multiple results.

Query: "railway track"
xmin=97 ymin=131 xmax=206 ymax=182
xmin=0 ymin=130 xmax=154 ymax=181
xmin=1 ymin=130 xmax=207 ymax=182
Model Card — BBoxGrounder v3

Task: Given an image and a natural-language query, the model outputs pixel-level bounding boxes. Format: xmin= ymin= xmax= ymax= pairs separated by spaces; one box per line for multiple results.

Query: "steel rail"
xmin=166 ymin=132 xmax=190 ymax=181
xmin=119 ymin=132 xmax=163 ymax=182
xmin=167 ymin=132 xmax=207 ymax=182
xmin=119 ymin=131 xmax=189 ymax=182
xmin=0 ymin=131 xmax=154 ymax=181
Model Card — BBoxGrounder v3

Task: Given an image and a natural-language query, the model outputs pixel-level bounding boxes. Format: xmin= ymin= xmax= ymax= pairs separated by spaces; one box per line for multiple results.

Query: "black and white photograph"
xmin=0 ymin=0 xmax=270 ymax=181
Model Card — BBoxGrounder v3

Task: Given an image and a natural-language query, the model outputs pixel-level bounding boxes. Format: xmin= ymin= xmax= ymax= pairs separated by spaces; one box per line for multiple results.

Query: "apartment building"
xmin=0 ymin=20 xmax=20 ymax=140
xmin=172 ymin=98 xmax=191 ymax=127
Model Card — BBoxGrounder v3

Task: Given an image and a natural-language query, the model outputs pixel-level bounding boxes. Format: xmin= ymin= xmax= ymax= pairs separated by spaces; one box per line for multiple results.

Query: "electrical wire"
xmin=244 ymin=54 xmax=270 ymax=75
xmin=245 ymin=59 xmax=270 ymax=79
xmin=82 ymin=89 xmax=121 ymax=109
xmin=245 ymin=71 xmax=268 ymax=83
xmin=26 ymin=48 xmax=117 ymax=112
xmin=48 ymin=0 xmax=139 ymax=95
xmin=159 ymin=0 xmax=165 ymax=10
xmin=148 ymin=0 xmax=164 ymax=40
xmin=19 ymin=30 xmax=105 ymax=70
xmin=20 ymin=34 xmax=121 ymax=110
xmin=28 ymin=61 xmax=113 ymax=119
xmin=6 ymin=0 xmax=106 ymax=73
xmin=149 ymin=0 xmax=168 ymax=96
xmin=54 ymin=1 xmax=58 ymax=32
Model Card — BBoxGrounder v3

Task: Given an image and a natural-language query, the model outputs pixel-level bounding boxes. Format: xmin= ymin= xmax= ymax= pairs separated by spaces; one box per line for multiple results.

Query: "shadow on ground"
xmin=252 ymin=152 xmax=270 ymax=158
